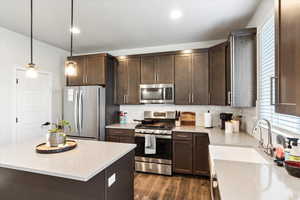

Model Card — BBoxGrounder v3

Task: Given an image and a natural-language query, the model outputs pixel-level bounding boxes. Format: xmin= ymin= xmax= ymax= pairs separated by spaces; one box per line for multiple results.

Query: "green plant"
xmin=48 ymin=120 xmax=72 ymax=133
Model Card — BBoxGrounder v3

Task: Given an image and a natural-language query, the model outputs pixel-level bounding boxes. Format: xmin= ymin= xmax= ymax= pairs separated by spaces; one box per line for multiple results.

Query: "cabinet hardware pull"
xmin=227 ymin=91 xmax=231 ymax=105
xmin=270 ymin=76 xmax=277 ymax=106
xmin=123 ymin=95 xmax=126 ymax=104
xmin=192 ymin=93 xmax=194 ymax=103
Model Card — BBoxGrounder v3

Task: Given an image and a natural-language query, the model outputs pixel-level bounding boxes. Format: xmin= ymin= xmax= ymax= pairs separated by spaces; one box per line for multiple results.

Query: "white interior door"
xmin=16 ymin=69 xmax=52 ymax=142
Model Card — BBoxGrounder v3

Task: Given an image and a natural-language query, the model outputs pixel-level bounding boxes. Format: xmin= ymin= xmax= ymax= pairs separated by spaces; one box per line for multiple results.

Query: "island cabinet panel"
xmin=106 ymin=128 xmax=135 ymax=144
xmin=209 ymin=43 xmax=227 ymax=106
xmin=116 ymin=57 xmax=141 ymax=105
xmin=275 ymin=0 xmax=299 ymax=115
xmin=173 ymin=132 xmax=210 ymax=176
xmin=106 ymin=151 xmax=134 ymax=200
xmin=0 ymin=151 xmax=135 ymax=200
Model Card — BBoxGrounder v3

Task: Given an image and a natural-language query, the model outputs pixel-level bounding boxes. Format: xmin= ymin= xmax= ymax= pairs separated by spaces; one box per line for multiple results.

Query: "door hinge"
xmin=16 ymin=78 xmax=19 ymax=84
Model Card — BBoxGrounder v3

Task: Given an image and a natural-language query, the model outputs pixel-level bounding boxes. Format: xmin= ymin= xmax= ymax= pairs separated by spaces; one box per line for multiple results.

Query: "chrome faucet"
xmin=252 ymin=119 xmax=274 ymax=157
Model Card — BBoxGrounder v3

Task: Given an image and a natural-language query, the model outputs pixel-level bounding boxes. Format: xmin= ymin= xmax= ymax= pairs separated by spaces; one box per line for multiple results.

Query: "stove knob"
xmin=154 ymin=130 xmax=160 ymax=134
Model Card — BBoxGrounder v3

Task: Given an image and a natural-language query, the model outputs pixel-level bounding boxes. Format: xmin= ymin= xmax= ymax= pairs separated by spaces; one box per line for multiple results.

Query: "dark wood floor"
xmin=134 ymin=173 xmax=211 ymax=200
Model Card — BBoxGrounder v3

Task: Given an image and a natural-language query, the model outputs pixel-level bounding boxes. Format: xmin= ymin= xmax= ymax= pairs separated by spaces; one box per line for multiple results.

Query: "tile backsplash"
xmin=120 ymin=105 xmax=242 ymax=128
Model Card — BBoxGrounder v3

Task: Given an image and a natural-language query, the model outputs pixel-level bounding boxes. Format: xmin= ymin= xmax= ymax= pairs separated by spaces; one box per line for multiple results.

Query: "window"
xmin=259 ymin=17 xmax=300 ymax=134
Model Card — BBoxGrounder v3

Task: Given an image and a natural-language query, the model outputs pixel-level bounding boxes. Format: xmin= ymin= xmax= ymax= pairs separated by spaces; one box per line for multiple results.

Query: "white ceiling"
xmin=0 ymin=0 xmax=261 ymax=53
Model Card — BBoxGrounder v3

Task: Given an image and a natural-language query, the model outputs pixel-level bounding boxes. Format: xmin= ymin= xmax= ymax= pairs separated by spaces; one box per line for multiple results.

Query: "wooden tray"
xmin=36 ymin=140 xmax=77 ymax=154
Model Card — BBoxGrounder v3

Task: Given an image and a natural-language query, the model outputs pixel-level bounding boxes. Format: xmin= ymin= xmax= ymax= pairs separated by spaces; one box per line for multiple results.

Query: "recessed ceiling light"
xmin=70 ymin=26 xmax=81 ymax=34
xmin=182 ymin=49 xmax=192 ymax=54
xmin=170 ymin=10 xmax=182 ymax=20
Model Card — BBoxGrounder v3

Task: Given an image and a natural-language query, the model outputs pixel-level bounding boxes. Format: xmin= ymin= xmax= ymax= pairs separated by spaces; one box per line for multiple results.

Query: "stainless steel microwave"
xmin=140 ymin=84 xmax=174 ymax=104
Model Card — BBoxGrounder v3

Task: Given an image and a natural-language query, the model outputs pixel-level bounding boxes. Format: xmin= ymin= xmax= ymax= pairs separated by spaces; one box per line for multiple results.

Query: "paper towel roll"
xmin=204 ymin=111 xmax=212 ymax=128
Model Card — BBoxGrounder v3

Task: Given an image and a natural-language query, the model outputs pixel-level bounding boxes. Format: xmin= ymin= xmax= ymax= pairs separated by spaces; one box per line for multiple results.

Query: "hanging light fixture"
xmin=26 ymin=0 xmax=38 ymax=78
xmin=65 ymin=0 xmax=78 ymax=77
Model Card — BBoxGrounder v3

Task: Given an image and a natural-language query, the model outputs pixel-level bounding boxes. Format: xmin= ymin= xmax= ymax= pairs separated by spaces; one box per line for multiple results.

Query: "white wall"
xmin=241 ymin=0 xmax=274 ymax=134
xmin=0 ymin=26 xmax=68 ymax=144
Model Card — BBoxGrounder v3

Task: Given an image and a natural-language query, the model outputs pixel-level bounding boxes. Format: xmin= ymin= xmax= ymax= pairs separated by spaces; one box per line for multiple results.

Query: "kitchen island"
xmin=0 ymin=137 xmax=136 ymax=200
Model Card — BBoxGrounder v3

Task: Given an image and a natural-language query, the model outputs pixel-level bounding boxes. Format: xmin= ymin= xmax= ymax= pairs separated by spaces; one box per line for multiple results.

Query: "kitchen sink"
xmin=209 ymin=145 xmax=269 ymax=164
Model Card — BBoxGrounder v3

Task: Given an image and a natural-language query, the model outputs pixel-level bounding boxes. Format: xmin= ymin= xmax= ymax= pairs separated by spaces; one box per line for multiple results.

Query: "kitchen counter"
xmin=106 ymin=124 xmax=257 ymax=147
xmin=213 ymin=158 xmax=300 ymax=200
xmin=105 ymin=123 xmax=137 ymax=130
xmin=173 ymin=126 xmax=257 ymax=147
xmin=0 ymin=137 xmax=136 ymax=181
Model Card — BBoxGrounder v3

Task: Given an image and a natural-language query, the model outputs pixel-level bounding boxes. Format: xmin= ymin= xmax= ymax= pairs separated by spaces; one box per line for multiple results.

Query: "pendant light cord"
xmin=30 ymin=0 xmax=33 ymax=64
xmin=70 ymin=0 xmax=74 ymax=57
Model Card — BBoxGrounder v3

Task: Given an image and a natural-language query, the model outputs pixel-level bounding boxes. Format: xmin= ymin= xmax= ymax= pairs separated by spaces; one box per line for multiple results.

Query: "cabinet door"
xmin=173 ymin=138 xmax=193 ymax=174
xmin=119 ymin=136 xmax=135 ymax=144
xmin=193 ymin=134 xmax=210 ymax=176
xmin=191 ymin=52 xmax=209 ymax=105
xmin=209 ymin=44 xmax=227 ymax=105
xmin=116 ymin=59 xmax=128 ymax=104
xmin=141 ymin=56 xmax=155 ymax=84
xmin=175 ymin=54 xmax=192 ymax=105
xmin=67 ymin=56 xmax=86 ymax=86
xmin=107 ymin=135 xmax=120 ymax=143
xmin=127 ymin=58 xmax=141 ymax=104
xmin=155 ymin=55 xmax=175 ymax=84
xmin=276 ymin=0 xmax=298 ymax=115
xmin=85 ymin=54 xmax=106 ymax=85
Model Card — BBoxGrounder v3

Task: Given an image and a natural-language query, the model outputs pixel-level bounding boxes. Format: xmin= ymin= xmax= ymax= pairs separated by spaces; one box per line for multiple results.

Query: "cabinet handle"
xmin=188 ymin=93 xmax=191 ymax=104
xmin=270 ymin=76 xmax=277 ymax=106
xmin=123 ymin=95 xmax=126 ymax=104
xmin=192 ymin=93 xmax=194 ymax=103
xmin=227 ymin=91 xmax=231 ymax=105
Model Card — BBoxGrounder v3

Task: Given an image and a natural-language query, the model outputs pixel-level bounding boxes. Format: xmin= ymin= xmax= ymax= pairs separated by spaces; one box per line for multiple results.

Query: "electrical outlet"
xmin=108 ymin=173 xmax=116 ymax=187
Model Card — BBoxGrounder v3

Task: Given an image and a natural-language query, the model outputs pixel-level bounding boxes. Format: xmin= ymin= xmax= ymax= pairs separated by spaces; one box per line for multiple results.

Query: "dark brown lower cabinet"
xmin=193 ymin=134 xmax=210 ymax=176
xmin=173 ymin=139 xmax=193 ymax=174
xmin=106 ymin=129 xmax=135 ymax=144
xmin=173 ymin=132 xmax=210 ymax=176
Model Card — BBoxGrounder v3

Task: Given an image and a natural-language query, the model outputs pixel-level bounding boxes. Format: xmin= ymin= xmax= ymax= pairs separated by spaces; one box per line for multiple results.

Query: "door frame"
xmin=13 ymin=68 xmax=53 ymax=142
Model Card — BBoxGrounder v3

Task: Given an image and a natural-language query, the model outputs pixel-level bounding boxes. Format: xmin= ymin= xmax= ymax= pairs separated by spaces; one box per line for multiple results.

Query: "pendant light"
xmin=65 ymin=0 xmax=78 ymax=77
xmin=26 ymin=0 xmax=38 ymax=78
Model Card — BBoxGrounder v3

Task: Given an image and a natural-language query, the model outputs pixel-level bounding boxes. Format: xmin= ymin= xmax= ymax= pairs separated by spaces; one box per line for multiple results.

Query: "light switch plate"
xmin=108 ymin=173 xmax=116 ymax=187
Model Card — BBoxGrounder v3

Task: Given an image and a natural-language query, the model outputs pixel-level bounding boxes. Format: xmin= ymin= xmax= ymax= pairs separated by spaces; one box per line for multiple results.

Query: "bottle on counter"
xmin=119 ymin=112 xmax=128 ymax=124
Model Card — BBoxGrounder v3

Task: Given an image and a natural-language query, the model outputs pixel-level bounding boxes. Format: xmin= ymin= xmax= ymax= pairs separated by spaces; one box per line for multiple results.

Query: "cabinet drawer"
xmin=107 ymin=129 xmax=134 ymax=137
xmin=173 ymin=132 xmax=193 ymax=141
xmin=107 ymin=135 xmax=120 ymax=143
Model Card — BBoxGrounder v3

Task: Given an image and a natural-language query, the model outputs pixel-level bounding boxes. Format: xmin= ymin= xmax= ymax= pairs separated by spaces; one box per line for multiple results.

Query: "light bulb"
xmin=170 ymin=10 xmax=182 ymax=20
xmin=70 ymin=26 xmax=81 ymax=34
xmin=65 ymin=60 xmax=78 ymax=76
xmin=26 ymin=67 xmax=38 ymax=78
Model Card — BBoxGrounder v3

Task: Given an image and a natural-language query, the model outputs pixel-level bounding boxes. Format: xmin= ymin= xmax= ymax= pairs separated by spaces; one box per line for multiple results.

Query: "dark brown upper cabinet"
xmin=141 ymin=55 xmax=174 ymax=84
xmin=276 ymin=0 xmax=298 ymax=115
xmin=175 ymin=51 xmax=209 ymax=105
xmin=116 ymin=57 xmax=141 ymax=105
xmin=209 ymin=43 xmax=228 ymax=106
xmin=66 ymin=53 xmax=112 ymax=86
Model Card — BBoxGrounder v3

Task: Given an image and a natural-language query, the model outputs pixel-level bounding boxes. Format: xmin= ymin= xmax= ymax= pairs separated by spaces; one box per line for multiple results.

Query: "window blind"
xmin=259 ymin=17 xmax=300 ymax=134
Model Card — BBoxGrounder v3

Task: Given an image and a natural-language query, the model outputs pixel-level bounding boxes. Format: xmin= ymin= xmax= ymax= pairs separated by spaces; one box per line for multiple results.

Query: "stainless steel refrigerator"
xmin=63 ymin=86 xmax=119 ymax=141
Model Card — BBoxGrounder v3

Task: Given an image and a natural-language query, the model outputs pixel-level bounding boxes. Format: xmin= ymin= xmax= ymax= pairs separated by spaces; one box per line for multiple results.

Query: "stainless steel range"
xmin=134 ymin=111 xmax=175 ymax=176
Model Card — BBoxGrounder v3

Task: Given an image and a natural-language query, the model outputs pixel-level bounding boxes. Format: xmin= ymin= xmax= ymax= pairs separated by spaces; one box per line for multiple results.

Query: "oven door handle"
xmin=135 ymin=133 xmax=171 ymax=139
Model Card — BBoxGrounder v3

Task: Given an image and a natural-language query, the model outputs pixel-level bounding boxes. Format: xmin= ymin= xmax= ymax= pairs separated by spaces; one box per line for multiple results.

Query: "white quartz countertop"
xmin=105 ymin=123 xmax=137 ymax=129
xmin=0 ymin=138 xmax=136 ymax=182
xmin=106 ymin=124 xmax=257 ymax=147
xmin=213 ymin=159 xmax=300 ymax=200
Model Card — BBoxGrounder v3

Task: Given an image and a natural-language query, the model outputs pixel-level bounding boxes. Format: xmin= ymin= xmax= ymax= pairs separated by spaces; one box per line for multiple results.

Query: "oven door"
xmin=135 ymin=133 xmax=172 ymax=162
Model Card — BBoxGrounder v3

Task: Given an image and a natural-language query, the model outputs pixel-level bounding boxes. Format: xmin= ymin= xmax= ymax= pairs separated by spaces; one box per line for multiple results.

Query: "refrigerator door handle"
xmin=74 ymin=90 xmax=78 ymax=133
xmin=79 ymin=90 xmax=83 ymax=133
